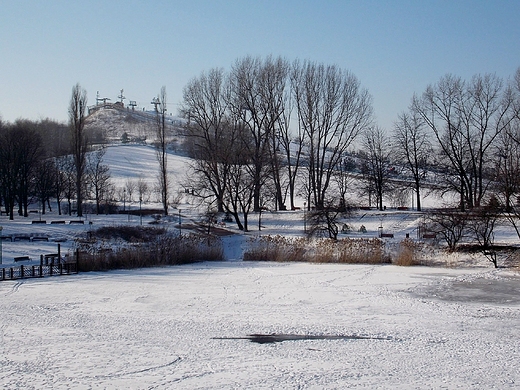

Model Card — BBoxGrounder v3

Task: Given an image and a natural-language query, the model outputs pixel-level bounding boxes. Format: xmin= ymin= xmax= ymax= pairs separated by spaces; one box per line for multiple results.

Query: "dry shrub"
xmin=243 ymin=235 xmax=307 ymax=262
xmin=334 ymin=238 xmax=388 ymax=264
xmin=243 ymin=235 xmax=389 ymax=264
xmin=314 ymin=239 xmax=335 ymax=263
xmin=77 ymin=233 xmax=223 ymax=272
xmin=395 ymin=238 xmax=421 ymax=266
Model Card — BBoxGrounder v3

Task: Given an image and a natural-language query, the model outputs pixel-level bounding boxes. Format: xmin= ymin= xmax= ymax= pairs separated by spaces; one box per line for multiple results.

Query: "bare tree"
xmin=392 ymin=109 xmax=431 ymax=211
xmin=307 ymin=203 xmax=346 ymax=240
xmin=279 ymin=74 xmax=304 ymax=210
xmin=57 ymin=155 xmax=76 ymax=216
xmin=0 ymin=126 xmax=20 ymax=219
xmin=87 ymin=148 xmax=112 ymax=214
xmin=334 ymin=157 xmax=355 ymax=211
xmin=414 ymin=73 xmax=516 ymax=210
xmin=292 ymin=60 xmax=372 ymax=209
xmin=54 ymin=156 xmax=68 ymax=215
xmin=69 ymin=83 xmax=89 ymax=217
xmin=494 ymin=124 xmax=520 ymax=211
xmin=34 ymin=159 xmax=57 ymax=215
xmin=153 ymin=86 xmax=169 ymax=215
xmin=362 ymin=126 xmax=392 ymax=211
xmin=12 ymin=121 xmax=44 ymax=217
xmin=180 ymin=68 xmax=232 ymax=212
xmin=468 ymin=196 xmax=501 ymax=268
xmin=228 ymin=56 xmax=291 ymax=212
xmin=223 ymin=144 xmax=255 ymax=231
xmin=125 ymin=179 xmax=137 ymax=202
xmin=427 ymin=208 xmax=468 ymax=251
xmin=137 ymin=176 xmax=150 ymax=203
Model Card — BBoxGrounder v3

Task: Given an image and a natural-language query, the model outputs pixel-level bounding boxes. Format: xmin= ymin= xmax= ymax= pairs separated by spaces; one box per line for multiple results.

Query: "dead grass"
xmin=243 ymin=235 xmax=390 ymax=264
xmin=77 ymin=233 xmax=223 ymax=272
xmin=394 ymin=238 xmax=423 ymax=266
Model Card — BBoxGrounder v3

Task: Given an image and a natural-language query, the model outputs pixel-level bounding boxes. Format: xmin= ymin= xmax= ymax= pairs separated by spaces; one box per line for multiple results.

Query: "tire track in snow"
xmin=90 ymin=356 xmax=183 ymax=380
xmin=4 ymin=281 xmax=23 ymax=296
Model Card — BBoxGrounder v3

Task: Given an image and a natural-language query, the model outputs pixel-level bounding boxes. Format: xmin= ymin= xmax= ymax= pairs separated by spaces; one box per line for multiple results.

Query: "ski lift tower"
xmin=118 ymin=89 xmax=126 ymax=105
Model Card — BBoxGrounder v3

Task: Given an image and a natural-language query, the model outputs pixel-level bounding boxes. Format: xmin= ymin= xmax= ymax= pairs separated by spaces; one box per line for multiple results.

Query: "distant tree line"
xmin=2 ymin=58 xmax=520 ymax=252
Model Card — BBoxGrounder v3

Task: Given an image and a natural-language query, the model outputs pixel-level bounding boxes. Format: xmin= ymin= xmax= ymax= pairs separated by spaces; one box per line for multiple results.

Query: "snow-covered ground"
xmin=1 ymin=262 xmax=519 ymax=388
xmin=1 ymin=144 xmax=519 ymax=388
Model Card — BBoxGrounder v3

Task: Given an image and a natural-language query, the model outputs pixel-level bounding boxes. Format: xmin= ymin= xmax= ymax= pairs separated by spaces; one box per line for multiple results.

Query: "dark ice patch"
xmin=214 ymin=333 xmax=392 ymax=344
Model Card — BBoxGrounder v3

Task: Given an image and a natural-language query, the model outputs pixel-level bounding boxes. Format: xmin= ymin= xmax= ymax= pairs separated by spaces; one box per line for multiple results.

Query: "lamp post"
xmin=179 ymin=208 xmax=182 ymax=236
xmin=0 ymin=226 xmax=3 ymax=265
xmin=139 ymin=196 xmax=142 ymax=225
xmin=303 ymin=201 xmax=307 ymax=234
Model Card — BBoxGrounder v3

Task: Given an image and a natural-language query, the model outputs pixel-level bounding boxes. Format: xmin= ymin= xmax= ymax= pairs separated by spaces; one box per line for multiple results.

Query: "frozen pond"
xmin=1 ymin=261 xmax=519 ymax=389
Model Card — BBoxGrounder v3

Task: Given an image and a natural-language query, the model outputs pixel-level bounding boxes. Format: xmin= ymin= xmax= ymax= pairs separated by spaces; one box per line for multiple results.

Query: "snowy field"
xmin=1 ymin=262 xmax=519 ymax=389
xmin=1 ymin=144 xmax=520 ymax=388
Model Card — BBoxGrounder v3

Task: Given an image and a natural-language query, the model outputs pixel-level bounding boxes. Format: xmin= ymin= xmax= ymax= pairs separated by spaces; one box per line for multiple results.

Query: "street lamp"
xmin=139 ymin=196 xmax=142 ymax=225
xmin=303 ymin=201 xmax=307 ymax=233
xmin=0 ymin=226 xmax=3 ymax=265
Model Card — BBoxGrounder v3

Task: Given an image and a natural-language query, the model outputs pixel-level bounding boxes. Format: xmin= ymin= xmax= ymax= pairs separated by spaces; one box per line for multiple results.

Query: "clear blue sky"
xmin=1 ymin=0 xmax=519 ymax=130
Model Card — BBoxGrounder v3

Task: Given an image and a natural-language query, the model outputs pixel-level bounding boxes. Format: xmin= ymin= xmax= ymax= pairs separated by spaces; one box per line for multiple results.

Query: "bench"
xmin=31 ymin=235 xmax=49 ymax=242
xmin=69 ymin=220 xmax=84 ymax=224
xmin=13 ymin=234 xmax=31 ymax=241
xmin=32 ymin=220 xmax=46 ymax=224
xmin=50 ymin=220 xmax=66 ymax=224
xmin=43 ymin=253 xmax=60 ymax=265
xmin=380 ymin=233 xmax=394 ymax=238
xmin=14 ymin=256 xmax=30 ymax=262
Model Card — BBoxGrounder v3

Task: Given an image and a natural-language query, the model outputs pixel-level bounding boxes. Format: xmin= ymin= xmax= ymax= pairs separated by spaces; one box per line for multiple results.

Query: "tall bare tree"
xmin=69 ymin=83 xmax=88 ymax=217
xmin=34 ymin=159 xmax=57 ymax=215
xmin=414 ymin=73 xmax=516 ymax=210
xmin=362 ymin=126 xmax=392 ymax=211
xmin=292 ymin=60 xmax=372 ymax=209
xmin=392 ymin=109 xmax=431 ymax=211
xmin=229 ymin=56 xmax=287 ymax=212
xmin=181 ymin=68 xmax=232 ymax=212
xmin=0 ymin=126 xmax=20 ymax=219
xmin=154 ymin=86 xmax=169 ymax=215
xmin=87 ymin=148 xmax=112 ymax=214
xmin=12 ymin=121 xmax=43 ymax=217
xmin=278 ymin=75 xmax=304 ymax=211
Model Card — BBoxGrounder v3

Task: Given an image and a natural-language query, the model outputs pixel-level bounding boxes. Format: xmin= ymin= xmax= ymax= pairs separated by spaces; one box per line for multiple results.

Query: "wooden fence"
xmin=0 ymin=259 xmax=78 ymax=281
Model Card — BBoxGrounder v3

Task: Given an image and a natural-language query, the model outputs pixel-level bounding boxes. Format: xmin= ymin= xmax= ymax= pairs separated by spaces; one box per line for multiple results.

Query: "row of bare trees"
xmin=0 ymin=84 xmax=115 ymax=219
xmin=358 ymin=69 xmax=520 ymax=214
xmin=180 ymin=59 xmax=520 ymax=239
xmin=181 ymin=56 xmax=373 ymax=230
